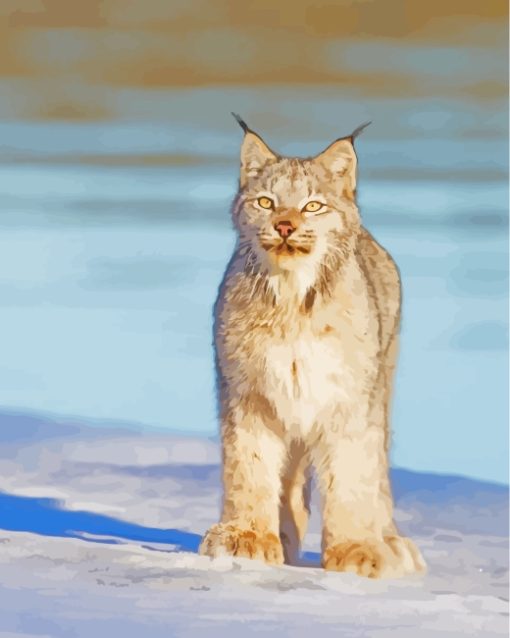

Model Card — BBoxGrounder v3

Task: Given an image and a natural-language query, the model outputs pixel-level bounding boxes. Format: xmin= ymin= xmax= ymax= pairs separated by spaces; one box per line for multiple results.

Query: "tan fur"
xmin=199 ymin=126 xmax=426 ymax=578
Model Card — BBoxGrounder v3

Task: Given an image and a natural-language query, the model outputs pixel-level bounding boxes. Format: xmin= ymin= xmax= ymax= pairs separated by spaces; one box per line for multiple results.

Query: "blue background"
xmin=0 ymin=3 xmax=507 ymax=483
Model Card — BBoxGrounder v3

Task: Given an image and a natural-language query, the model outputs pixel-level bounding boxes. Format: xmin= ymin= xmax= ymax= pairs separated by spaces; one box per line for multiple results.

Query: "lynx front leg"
xmin=200 ymin=407 xmax=286 ymax=564
xmin=314 ymin=419 xmax=425 ymax=578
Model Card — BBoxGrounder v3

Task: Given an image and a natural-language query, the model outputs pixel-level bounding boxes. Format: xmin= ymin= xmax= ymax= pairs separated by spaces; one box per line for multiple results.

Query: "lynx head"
xmin=232 ymin=115 xmax=370 ymax=292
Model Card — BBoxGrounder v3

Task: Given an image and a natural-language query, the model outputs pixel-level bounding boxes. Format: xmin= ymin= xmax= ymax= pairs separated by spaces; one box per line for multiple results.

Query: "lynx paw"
xmin=199 ymin=523 xmax=284 ymax=565
xmin=323 ymin=535 xmax=426 ymax=578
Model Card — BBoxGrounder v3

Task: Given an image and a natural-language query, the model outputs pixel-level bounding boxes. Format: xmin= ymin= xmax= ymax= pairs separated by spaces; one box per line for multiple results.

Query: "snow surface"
xmin=0 ymin=411 xmax=508 ymax=637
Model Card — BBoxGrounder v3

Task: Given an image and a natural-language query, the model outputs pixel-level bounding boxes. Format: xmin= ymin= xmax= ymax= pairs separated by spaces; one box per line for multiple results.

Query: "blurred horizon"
xmin=0 ymin=1 xmax=508 ymax=483
xmin=0 ymin=0 xmax=507 ymax=124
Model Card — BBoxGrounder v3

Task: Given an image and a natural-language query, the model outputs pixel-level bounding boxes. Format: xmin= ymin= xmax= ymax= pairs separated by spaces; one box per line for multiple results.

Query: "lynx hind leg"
xmin=279 ymin=449 xmax=311 ymax=565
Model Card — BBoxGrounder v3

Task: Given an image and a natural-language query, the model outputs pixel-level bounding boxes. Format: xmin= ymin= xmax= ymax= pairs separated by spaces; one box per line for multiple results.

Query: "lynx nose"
xmin=275 ymin=221 xmax=295 ymax=238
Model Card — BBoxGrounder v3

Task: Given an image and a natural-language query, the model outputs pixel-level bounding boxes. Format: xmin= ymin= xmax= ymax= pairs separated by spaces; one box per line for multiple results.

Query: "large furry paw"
xmin=323 ymin=535 xmax=426 ymax=578
xmin=199 ymin=523 xmax=284 ymax=565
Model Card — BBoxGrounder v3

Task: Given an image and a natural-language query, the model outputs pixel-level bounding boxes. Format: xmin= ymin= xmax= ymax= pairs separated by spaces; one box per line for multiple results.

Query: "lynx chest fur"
xmin=222 ymin=272 xmax=377 ymax=439
xmin=261 ymin=327 xmax=351 ymax=436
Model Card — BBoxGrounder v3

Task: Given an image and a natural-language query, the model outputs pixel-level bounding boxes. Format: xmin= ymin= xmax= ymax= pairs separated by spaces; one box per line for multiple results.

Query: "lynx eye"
xmin=302 ymin=201 xmax=324 ymax=213
xmin=257 ymin=196 xmax=274 ymax=210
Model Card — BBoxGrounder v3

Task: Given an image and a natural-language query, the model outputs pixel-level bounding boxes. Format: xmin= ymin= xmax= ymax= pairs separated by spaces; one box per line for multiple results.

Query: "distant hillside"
xmin=0 ymin=1 xmax=506 ymax=119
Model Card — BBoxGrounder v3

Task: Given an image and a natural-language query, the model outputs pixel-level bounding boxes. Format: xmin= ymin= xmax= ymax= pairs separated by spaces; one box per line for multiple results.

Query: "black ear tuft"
xmin=349 ymin=121 xmax=372 ymax=142
xmin=231 ymin=112 xmax=250 ymax=134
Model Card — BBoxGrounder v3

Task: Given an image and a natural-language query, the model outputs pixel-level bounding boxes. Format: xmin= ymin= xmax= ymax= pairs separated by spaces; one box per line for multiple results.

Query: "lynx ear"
xmin=232 ymin=113 xmax=277 ymax=187
xmin=315 ymin=122 xmax=370 ymax=199
xmin=315 ymin=138 xmax=357 ymax=198
xmin=239 ymin=132 xmax=277 ymax=186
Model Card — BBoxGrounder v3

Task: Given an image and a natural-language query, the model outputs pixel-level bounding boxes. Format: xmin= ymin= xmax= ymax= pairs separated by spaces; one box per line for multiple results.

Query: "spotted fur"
xmin=199 ymin=124 xmax=425 ymax=578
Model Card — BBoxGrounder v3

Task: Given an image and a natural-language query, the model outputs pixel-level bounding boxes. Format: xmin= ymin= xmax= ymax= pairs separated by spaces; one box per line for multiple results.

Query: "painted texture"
xmin=200 ymin=125 xmax=425 ymax=577
xmin=0 ymin=418 xmax=507 ymax=636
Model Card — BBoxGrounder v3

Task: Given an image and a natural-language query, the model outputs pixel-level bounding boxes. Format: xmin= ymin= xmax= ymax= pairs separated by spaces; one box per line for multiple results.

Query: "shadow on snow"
xmin=0 ymin=491 xmax=202 ymax=553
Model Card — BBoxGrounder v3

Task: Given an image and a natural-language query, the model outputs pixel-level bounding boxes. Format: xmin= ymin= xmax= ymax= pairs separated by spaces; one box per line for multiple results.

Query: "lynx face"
xmin=233 ymin=130 xmax=362 ymax=276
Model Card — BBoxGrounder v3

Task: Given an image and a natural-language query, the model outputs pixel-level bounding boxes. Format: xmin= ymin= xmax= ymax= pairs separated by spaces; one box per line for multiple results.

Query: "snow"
xmin=0 ymin=412 xmax=508 ymax=637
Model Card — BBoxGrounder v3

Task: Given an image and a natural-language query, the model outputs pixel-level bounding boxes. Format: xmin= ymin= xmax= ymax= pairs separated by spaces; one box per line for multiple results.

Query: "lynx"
xmin=199 ymin=115 xmax=426 ymax=578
